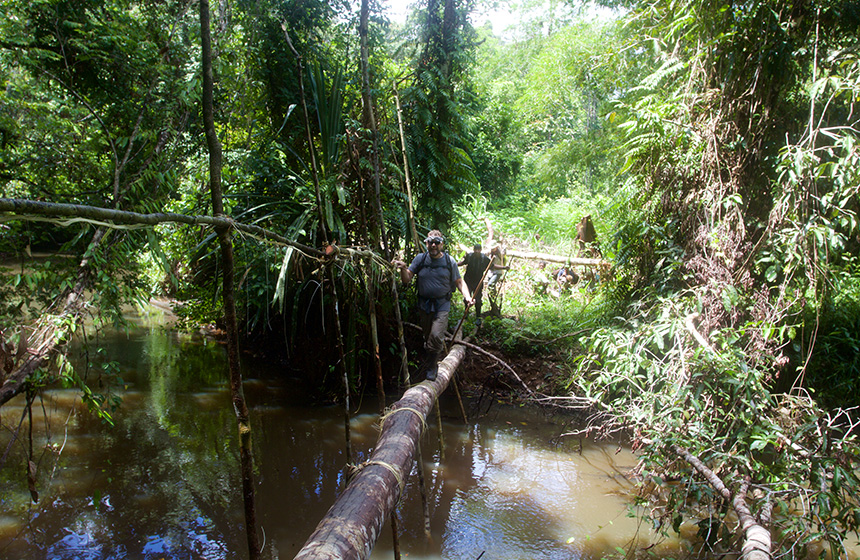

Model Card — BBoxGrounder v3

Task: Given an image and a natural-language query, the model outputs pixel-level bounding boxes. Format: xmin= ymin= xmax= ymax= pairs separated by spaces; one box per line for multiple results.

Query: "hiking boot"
xmin=419 ymin=350 xmax=439 ymax=381
xmin=425 ymin=361 xmax=438 ymax=381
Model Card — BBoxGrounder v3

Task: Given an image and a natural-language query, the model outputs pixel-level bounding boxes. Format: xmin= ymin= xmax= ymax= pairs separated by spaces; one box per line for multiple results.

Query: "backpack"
xmin=415 ymin=251 xmax=456 ymax=293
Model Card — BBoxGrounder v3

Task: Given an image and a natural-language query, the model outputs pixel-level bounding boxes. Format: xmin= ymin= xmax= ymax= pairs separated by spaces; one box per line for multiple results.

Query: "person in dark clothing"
xmin=458 ymin=245 xmax=491 ymax=325
xmin=459 ymin=244 xmax=509 ymax=325
xmin=393 ymin=230 xmax=473 ymax=381
xmin=554 ymin=266 xmax=579 ymax=293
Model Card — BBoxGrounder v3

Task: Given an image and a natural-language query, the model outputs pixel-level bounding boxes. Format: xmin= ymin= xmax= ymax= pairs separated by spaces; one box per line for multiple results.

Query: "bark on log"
xmin=505 ymin=248 xmax=606 ymax=267
xmin=293 ymin=342 xmax=468 ymax=560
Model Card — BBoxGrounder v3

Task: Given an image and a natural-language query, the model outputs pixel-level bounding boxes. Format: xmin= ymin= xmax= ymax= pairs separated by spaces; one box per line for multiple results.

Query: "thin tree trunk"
xmin=293 ymin=341 xmax=468 ymax=560
xmin=200 ymin=3 xmax=260 ymax=558
xmin=434 ymin=400 xmax=445 ymax=461
xmin=415 ymin=444 xmax=432 ymax=540
xmin=359 ymin=0 xmax=389 ymax=259
xmin=281 ymin=26 xmax=328 ymax=246
xmin=393 ymin=87 xmax=420 ymax=252
xmin=328 ymin=264 xmax=353 ymax=463
xmin=452 ymin=377 xmax=468 ymax=424
xmin=390 ymin=278 xmax=410 ymax=389
xmin=369 ymin=282 xmax=387 ymax=413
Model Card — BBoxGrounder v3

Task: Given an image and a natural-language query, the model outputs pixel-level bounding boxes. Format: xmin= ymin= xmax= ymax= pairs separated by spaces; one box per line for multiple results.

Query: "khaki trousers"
xmin=419 ymin=309 xmax=449 ymax=357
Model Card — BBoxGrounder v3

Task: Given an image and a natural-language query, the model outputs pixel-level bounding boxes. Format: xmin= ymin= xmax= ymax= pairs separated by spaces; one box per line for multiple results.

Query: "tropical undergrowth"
xmin=557 ymin=0 xmax=860 ymax=557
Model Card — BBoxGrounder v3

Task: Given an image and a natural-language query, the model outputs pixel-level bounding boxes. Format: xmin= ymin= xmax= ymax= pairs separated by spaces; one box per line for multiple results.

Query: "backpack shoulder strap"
xmin=445 ymin=252 xmax=455 ymax=284
xmin=420 ymin=251 xmax=429 ymax=271
xmin=416 ymin=252 xmax=455 ymax=284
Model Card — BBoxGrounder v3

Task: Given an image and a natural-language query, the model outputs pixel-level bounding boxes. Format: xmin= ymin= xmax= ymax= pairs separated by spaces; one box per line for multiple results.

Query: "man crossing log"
xmin=392 ymin=230 xmax=473 ymax=380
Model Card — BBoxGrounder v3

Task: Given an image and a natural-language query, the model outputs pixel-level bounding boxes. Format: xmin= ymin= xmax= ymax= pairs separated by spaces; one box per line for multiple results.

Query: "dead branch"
xmin=445 ymin=337 xmax=535 ymax=397
xmin=671 ymin=444 xmax=772 ymax=560
xmin=0 ymin=198 xmax=324 ymax=257
xmin=403 ymin=321 xmax=534 ymax=397
xmin=685 ymin=313 xmax=715 ymax=353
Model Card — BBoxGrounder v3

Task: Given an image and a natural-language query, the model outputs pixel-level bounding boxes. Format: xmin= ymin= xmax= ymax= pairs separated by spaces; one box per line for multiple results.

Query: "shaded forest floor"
xmin=458 ymin=345 xmax=555 ymax=398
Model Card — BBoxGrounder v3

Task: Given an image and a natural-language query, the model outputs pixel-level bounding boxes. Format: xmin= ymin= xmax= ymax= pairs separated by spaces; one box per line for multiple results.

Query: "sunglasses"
xmin=425 ymin=237 xmax=444 ymax=245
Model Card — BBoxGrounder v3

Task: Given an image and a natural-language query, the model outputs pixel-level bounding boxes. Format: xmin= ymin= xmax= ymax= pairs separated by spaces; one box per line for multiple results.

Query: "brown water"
xmin=0 ymin=308 xmax=686 ymax=560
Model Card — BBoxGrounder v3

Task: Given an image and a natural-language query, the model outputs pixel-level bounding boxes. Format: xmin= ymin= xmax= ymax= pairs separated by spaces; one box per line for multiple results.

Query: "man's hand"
xmin=393 ymin=259 xmax=413 ymax=283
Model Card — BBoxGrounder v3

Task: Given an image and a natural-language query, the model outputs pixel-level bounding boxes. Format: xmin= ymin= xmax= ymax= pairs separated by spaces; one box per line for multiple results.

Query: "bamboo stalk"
xmin=415 ymin=443 xmax=432 ymax=540
xmin=452 ymin=375 xmax=468 ymax=424
xmin=390 ymin=277 xmax=410 ymax=389
xmin=369 ymin=282 xmax=387 ymax=414
xmin=393 ymin=87 xmax=420 ymax=252
xmin=435 ymin=400 xmax=444 ymax=462
xmin=281 ymin=26 xmax=327 ymax=246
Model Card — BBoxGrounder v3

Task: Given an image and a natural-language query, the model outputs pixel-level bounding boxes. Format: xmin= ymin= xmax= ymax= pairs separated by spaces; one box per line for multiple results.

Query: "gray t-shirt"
xmin=408 ymin=252 xmax=461 ymax=313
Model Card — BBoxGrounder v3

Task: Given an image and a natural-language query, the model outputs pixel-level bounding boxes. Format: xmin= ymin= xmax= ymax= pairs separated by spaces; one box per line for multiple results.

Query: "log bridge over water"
xmin=293 ymin=341 xmax=467 ymax=560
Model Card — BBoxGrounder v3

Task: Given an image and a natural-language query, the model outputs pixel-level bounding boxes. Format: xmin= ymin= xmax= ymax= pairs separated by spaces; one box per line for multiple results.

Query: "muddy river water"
xmin=0 ymin=307 xmax=695 ymax=559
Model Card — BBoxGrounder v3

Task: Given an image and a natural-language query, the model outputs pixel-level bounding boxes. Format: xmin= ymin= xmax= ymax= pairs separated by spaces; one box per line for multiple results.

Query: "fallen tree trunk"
xmin=293 ymin=341 xmax=468 ymax=560
xmin=0 ymin=228 xmax=107 ymax=406
xmin=505 ymin=248 xmax=605 ymax=267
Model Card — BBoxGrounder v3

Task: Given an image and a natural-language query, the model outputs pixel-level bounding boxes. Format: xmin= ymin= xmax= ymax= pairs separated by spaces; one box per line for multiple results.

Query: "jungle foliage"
xmin=0 ymin=0 xmax=859 ymax=557
xmin=564 ymin=0 xmax=860 ymax=557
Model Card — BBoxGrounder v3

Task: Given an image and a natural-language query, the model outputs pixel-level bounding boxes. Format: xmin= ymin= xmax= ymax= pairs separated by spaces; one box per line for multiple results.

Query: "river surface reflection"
xmin=0 ymin=307 xmax=682 ymax=559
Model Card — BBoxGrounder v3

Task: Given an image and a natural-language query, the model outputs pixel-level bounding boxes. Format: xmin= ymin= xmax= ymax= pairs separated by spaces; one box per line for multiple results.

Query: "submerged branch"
xmin=671 ymin=444 xmax=772 ymax=560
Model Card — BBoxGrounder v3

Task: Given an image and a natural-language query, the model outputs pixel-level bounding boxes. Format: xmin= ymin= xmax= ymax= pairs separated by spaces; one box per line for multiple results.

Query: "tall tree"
xmin=403 ymin=0 xmax=480 ymax=228
xmin=575 ymin=0 xmax=860 ymax=556
xmin=199 ymin=1 xmax=260 ymax=557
